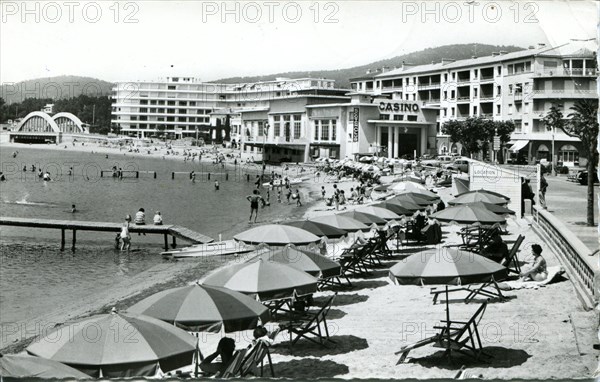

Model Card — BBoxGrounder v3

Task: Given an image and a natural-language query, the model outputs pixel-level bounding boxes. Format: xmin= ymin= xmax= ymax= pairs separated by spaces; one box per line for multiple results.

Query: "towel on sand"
xmin=498 ymin=266 xmax=565 ymax=290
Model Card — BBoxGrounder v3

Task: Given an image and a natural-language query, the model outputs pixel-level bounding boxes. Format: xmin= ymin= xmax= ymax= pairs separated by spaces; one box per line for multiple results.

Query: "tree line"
xmin=0 ymin=95 xmax=113 ymax=135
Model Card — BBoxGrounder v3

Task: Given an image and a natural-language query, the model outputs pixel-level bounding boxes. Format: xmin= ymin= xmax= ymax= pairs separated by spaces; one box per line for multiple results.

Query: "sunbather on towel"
xmin=519 ymin=244 xmax=547 ymax=281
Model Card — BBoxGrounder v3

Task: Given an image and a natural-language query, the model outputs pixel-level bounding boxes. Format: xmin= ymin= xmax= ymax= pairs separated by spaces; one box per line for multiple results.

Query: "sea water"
xmin=0 ymin=146 xmax=305 ymax=325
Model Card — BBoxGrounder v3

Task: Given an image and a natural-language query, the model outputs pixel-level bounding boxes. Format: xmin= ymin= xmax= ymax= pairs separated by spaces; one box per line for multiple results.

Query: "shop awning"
xmin=508 ymin=140 xmax=529 ymax=152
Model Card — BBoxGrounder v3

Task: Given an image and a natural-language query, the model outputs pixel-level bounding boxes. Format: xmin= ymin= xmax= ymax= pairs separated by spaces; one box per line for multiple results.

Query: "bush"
xmin=559 ymin=166 xmax=570 ymax=174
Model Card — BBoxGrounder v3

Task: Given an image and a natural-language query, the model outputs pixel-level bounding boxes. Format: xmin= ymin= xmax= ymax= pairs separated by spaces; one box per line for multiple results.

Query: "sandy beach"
xmin=1 ymin=139 xmax=597 ymax=379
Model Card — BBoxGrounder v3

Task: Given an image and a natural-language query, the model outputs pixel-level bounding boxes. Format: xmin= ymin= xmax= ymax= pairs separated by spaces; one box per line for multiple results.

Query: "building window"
xmin=559 ymin=144 xmax=579 ymax=164
xmin=473 ymin=106 xmax=478 ymax=116
xmin=293 ymin=120 xmax=301 ymax=139
xmin=451 ymin=107 xmax=455 ymax=117
xmin=496 ymin=66 xmax=501 ymax=76
xmin=313 ymin=121 xmax=319 ymax=140
xmin=496 ymin=105 xmax=501 ymax=115
xmin=443 ymin=109 xmax=447 ymax=117
xmin=331 ymin=120 xmax=336 ymax=140
xmin=258 ymin=121 xmax=264 ymax=136
xmin=496 ymin=85 xmax=501 ymax=96
xmin=444 ymin=73 xmax=448 ymax=82
xmin=393 ymin=115 xmax=403 ymax=121
xmin=321 ymin=122 xmax=329 ymax=140
xmin=407 ymin=115 xmax=418 ymax=122
xmin=474 ymin=87 xmax=478 ymax=97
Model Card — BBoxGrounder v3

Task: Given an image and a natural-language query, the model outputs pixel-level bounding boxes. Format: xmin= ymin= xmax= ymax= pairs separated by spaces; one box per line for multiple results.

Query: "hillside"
xmin=1 ymin=75 xmax=114 ymax=104
xmin=215 ymin=44 xmax=524 ymax=87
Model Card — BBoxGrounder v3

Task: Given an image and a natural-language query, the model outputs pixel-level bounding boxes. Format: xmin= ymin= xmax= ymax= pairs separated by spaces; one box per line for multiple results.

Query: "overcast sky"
xmin=1 ymin=0 xmax=597 ymax=83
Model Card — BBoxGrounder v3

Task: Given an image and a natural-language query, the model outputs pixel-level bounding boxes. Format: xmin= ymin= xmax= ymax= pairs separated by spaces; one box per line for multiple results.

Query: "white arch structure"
xmin=16 ymin=112 xmax=87 ymax=134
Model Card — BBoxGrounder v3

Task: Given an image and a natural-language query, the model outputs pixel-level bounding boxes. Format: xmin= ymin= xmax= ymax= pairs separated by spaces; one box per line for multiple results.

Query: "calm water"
xmin=0 ymin=146 xmax=306 ymax=325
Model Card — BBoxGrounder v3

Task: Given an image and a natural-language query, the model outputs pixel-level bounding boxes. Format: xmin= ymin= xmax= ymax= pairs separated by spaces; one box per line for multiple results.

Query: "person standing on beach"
xmin=277 ymin=188 xmax=282 ymax=203
xmin=214 ymin=180 xmax=220 ymax=191
xmin=285 ymin=186 xmax=292 ymax=204
xmin=246 ymin=189 xmax=263 ymax=223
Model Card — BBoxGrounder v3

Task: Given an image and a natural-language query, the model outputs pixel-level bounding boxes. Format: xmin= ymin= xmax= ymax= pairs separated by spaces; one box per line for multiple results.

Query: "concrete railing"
xmin=533 ymin=206 xmax=599 ymax=310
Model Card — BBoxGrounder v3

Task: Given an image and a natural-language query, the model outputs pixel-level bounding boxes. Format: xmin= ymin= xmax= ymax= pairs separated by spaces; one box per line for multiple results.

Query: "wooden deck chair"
xmin=430 ymin=277 xmax=504 ymax=305
xmin=238 ymin=341 xmax=275 ymax=378
xmin=395 ymin=295 xmax=490 ymax=364
xmin=339 ymin=245 xmax=371 ymax=277
xmin=284 ymin=292 xmax=337 ymax=348
xmin=501 ymin=234 xmax=524 ymax=274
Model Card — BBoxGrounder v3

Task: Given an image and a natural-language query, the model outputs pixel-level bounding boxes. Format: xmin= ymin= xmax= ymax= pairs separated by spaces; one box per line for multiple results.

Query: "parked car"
xmin=437 ymin=155 xmax=454 ymax=166
xmin=445 ymin=158 xmax=473 ymax=173
xmin=577 ymin=170 xmax=599 ymax=185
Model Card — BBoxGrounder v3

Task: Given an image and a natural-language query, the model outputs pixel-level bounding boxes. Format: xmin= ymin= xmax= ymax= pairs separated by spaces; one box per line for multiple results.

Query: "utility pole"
xmin=92 ymin=104 xmax=96 ymax=125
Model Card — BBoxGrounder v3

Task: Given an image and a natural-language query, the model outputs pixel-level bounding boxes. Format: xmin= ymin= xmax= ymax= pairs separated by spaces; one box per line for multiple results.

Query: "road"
xmin=543 ymin=174 xmax=598 ymax=251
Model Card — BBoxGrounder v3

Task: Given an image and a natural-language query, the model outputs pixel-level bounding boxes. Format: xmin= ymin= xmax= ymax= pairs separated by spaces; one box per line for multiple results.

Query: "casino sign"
xmin=378 ymin=102 xmax=419 ymax=113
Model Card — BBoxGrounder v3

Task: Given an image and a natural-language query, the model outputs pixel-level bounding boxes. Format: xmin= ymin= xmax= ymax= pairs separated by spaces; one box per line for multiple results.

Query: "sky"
xmin=1 ymin=0 xmax=597 ymax=83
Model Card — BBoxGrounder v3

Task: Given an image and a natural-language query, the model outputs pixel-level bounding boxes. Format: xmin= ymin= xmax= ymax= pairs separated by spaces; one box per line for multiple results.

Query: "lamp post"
xmin=263 ymin=122 xmax=269 ymax=165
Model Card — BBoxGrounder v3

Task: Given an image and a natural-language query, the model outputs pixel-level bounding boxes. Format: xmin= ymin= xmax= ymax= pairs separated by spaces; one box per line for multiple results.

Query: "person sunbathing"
xmin=520 ymin=244 xmax=548 ymax=281
xmin=200 ymin=337 xmax=236 ymax=376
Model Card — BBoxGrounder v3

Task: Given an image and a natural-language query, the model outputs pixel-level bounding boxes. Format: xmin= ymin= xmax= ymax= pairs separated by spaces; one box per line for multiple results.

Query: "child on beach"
xmin=153 ymin=211 xmax=163 ymax=225
xmin=214 ymin=180 xmax=220 ymax=190
xmin=321 ymin=186 xmax=326 ymax=199
xmin=135 ymin=208 xmax=146 ymax=236
xmin=120 ymin=217 xmax=131 ymax=251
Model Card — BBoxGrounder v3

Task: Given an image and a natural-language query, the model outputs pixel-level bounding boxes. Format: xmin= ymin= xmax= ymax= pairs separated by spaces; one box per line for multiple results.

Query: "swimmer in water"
xmin=214 ymin=180 xmax=219 ymax=190
xmin=71 ymin=204 xmax=77 ymax=213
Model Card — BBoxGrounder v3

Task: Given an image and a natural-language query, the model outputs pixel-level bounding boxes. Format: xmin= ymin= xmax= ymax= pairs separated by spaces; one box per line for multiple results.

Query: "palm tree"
xmin=561 ymin=100 xmax=598 ymax=226
xmin=541 ymin=103 xmax=565 ymax=175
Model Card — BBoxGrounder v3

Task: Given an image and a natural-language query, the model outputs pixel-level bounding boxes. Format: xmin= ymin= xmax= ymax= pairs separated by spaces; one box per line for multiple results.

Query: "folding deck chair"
xmin=283 ymin=292 xmax=337 ymax=348
xmin=219 ymin=348 xmax=248 ymax=378
xmin=430 ymin=277 xmax=504 ymax=304
xmin=501 ymin=234 xmax=524 ymax=275
xmin=395 ymin=289 xmax=490 ymax=364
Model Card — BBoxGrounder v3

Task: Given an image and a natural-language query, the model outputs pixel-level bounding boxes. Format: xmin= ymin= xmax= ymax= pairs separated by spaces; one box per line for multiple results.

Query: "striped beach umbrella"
xmin=0 ymin=354 xmax=91 ymax=379
xmin=127 ymin=284 xmax=270 ymax=333
xmin=389 ymin=247 xmax=508 ymax=285
xmin=257 ymin=246 xmax=341 ymax=279
xmin=202 ymin=257 xmax=318 ymax=301
xmin=234 ymin=224 xmax=320 ymax=246
xmin=355 ymin=206 xmax=402 ymax=221
xmin=309 ymin=214 xmax=369 ymax=232
xmin=449 ymin=190 xmax=509 ymax=206
xmin=340 ymin=210 xmax=388 ymax=226
xmin=456 ymin=189 xmax=510 ymax=201
xmin=26 ymin=311 xmax=198 ymax=378
xmin=281 ymin=220 xmax=347 ymax=239
xmin=375 ymin=202 xmax=414 ymax=216
xmin=430 ymin=205 xmax=506 ymax=225
xmin=465 ymin=201 xmax=515 ymax=215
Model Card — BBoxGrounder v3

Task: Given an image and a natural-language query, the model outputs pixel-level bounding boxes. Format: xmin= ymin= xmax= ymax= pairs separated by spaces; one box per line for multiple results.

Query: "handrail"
xmin=532 ymin=206 xmax=599 ymax=310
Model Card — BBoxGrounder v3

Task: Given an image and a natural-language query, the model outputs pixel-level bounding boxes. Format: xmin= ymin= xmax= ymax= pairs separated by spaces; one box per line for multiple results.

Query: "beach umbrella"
xmin=389 ymin=247 xmax=508 ymax=285
xmin=340 ymin=210 xmax=387 ymax=226
xmin=389 ymin=193 xmax=437 ymax=206
xmin=309 ymin=214 xmax=369 ymax=232
xmin=375 ymin=202 xmax=415 ymax=216
xmin=26 ymin=311 xmax=198 ymax=378
xmin=465 ymin=201 xmax=515 ymax=215
xmin=127 ymin=284 xmax=270 ymax=333
xmin=448 ymin=190 xmax=509 ymax=206
xmin=385 ymin=197 xmax=426 ymax=211
xmin=388 ymin=181 xmax=429 ymax=193
xmin=234 ymin=224 xmax=320 ymax=246
xmin=281 ymin=220 xmax=347 ymax=239
xmin=430 ymin=205 xmax=506 ymax=225
xmin=256 ymin=246 xmax=341 ymax=279
xmin=202 ymin=257 xmax=318 ymax=301
xmin=373 ymin=184 xmax=392 ymax=192
xmin=456 ymin=189 xmax=510 ymax=201
xmin=0 ymin=354 xmax=91 ymax=379
xmin=397 ymin=188 xmax=440 ymax=200
xmin=355 ymin=206 xmax=402 ymax=221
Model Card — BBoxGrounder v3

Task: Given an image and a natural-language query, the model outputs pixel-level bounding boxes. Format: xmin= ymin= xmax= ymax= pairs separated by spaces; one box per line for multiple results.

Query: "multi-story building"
xmin=110 ymin=77 xmax=347 ymax=152
xmin=350 ymin=39 xmax=597 ymax=166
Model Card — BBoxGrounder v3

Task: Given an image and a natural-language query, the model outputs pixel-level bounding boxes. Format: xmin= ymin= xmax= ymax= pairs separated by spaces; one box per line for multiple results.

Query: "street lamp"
xmin=263 ymin=122 xmax=269 ymax=164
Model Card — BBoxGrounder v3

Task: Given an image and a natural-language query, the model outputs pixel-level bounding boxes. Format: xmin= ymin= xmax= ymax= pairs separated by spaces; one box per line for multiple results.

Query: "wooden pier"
xmin=0 ymin=216 xmax=213 ymax=251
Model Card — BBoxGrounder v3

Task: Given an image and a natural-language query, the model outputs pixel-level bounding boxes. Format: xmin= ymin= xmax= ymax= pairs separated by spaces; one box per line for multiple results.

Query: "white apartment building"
xmin=110 ymin=77 xmax=345 ymax=149
xmin=350 ymin=39 xmax=597 ymax=166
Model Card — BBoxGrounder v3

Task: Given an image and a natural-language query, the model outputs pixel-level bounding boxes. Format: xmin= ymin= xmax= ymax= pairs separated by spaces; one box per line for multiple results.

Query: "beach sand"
xmin=1 ymin=139 xmax=597 ymax=379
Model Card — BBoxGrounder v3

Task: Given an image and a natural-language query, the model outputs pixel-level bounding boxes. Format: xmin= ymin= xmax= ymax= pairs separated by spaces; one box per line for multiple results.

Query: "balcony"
xmin=480 ymin=113 xmax=494 ymax=119
xmin=417 ymin=82 xmax=441 ymax=90
xmin=457 ymin=78 xmax=470 ymax=84
xmin=479 ymin=75 xmax=494 ymax=82
xmin=531 ymin=89 xmax=598 ymax=98
xmin=533 ymin=68 xmax=598 ymax=77
xmin=456 ymin=96 xmax=471 ymax=103
xmin=479 ymin=95 xmax=495 ymax=102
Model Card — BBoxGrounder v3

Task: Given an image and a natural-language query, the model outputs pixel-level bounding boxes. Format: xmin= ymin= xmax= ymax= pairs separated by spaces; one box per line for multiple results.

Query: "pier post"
xmin=164 ymin=234 xmax=169 ymax=251
xmin=154 ymin=171 xmax=157 ymax=179
xmin=172 ymin=236 xmax=177 ymax=249
xmin=208 ymin=173 xmax=211 ymax=180
xmin=136 ymin=171 xmax=139 ymax=178
xmin=226 ymin=172 xmax=229 ymax=181
xmin=71 ymin=230 xmax=76 ymax=252
xmin=60 ymin=229 xmax=65 ymax=251
xmin=172 ymin=172 xmax=175 ymax=180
